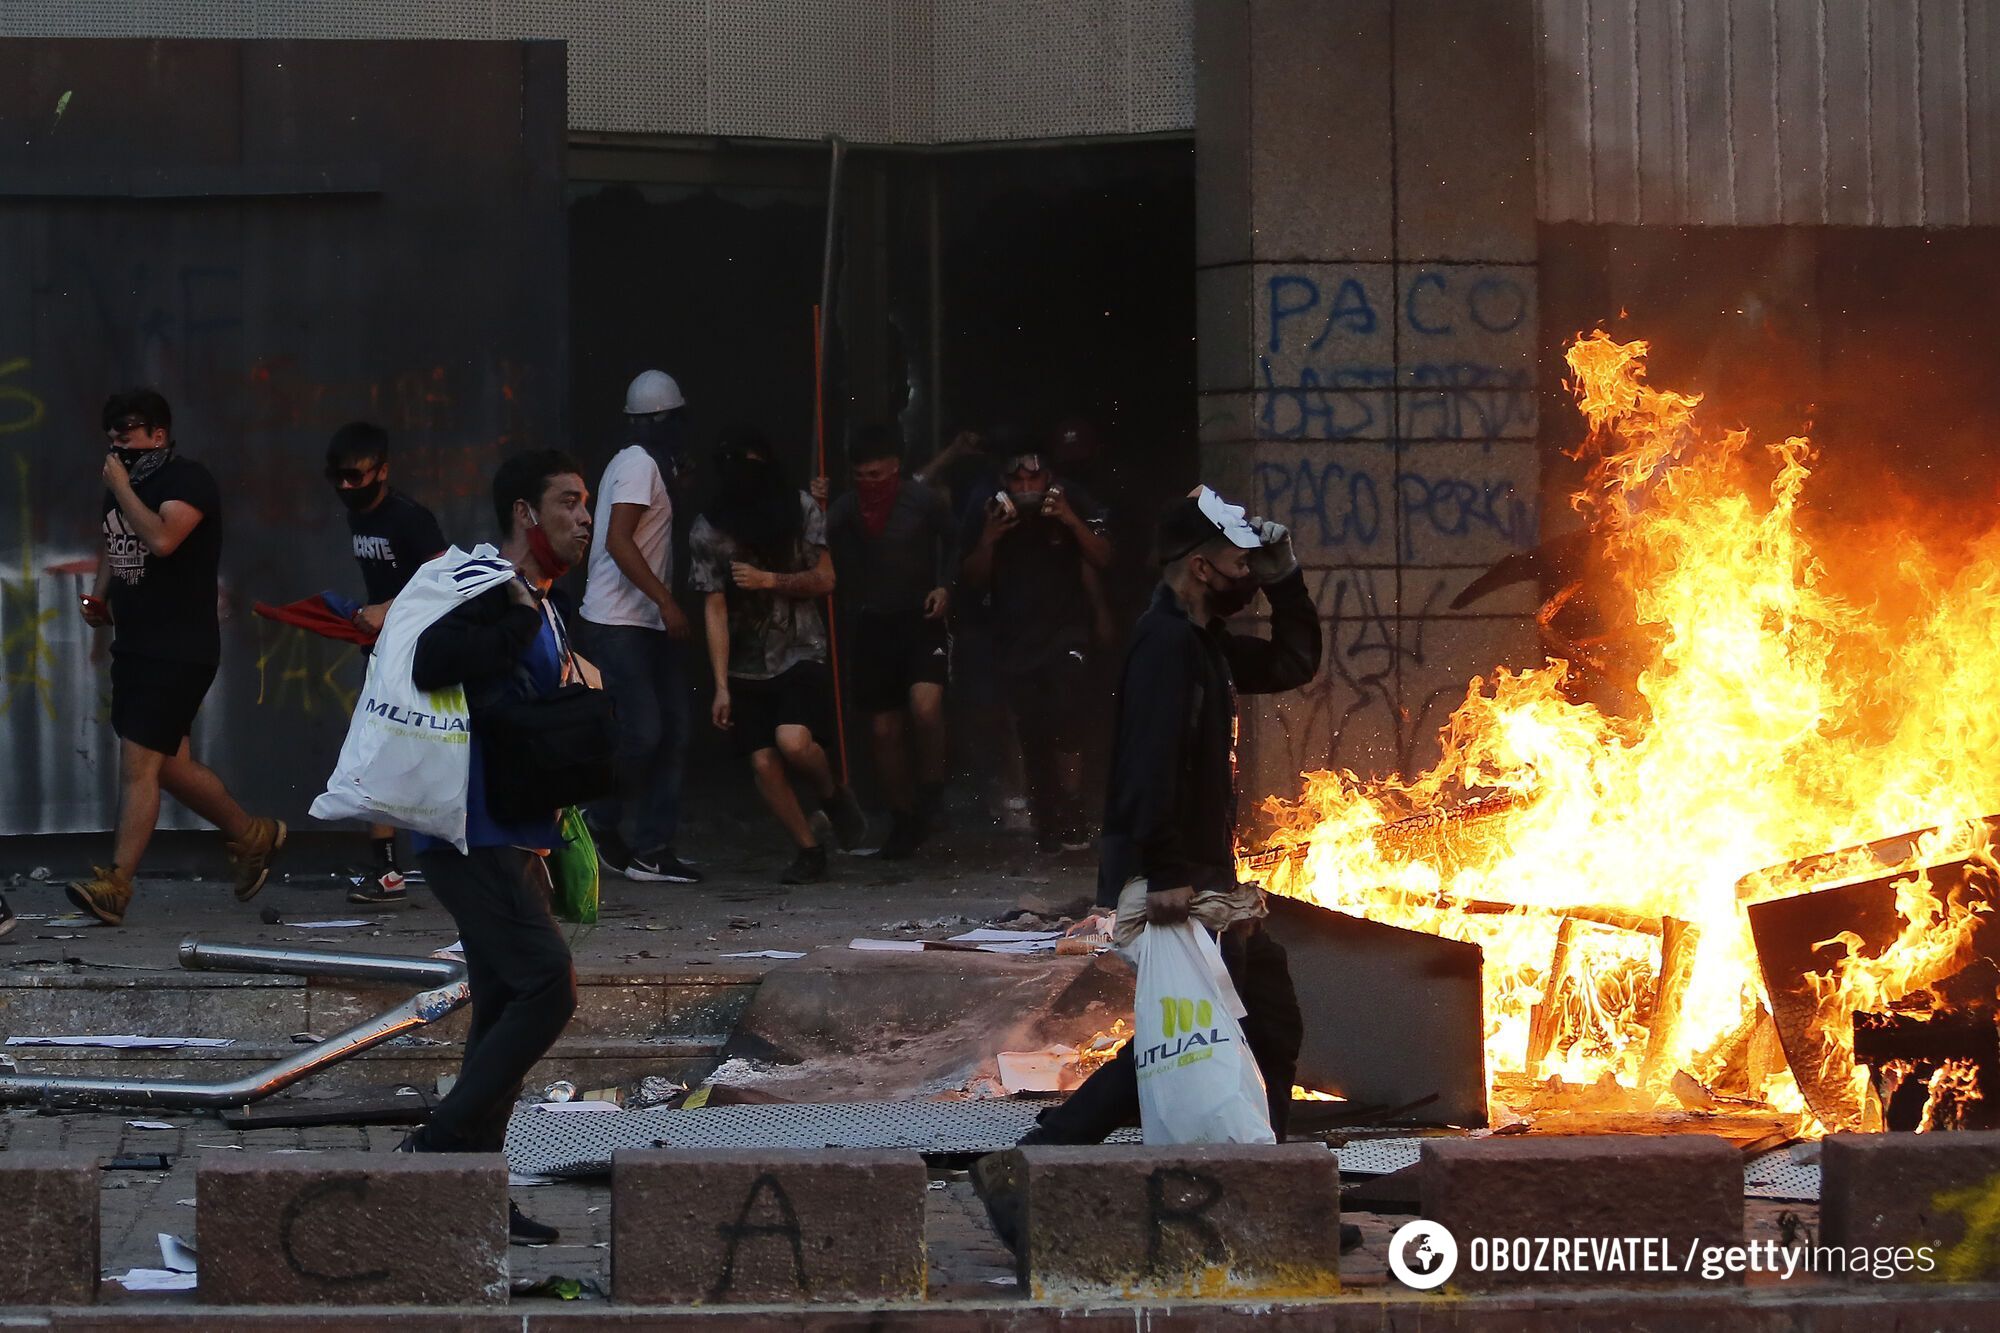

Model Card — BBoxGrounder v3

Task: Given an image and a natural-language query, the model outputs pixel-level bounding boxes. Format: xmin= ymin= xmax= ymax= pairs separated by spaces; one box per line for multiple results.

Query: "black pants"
xmin=417 ymin=845 xmax=577 ymax=1152
xmin=999 ymin=655 xmax=1092 ymax=838
xmin=1034 ymin=922 xmax=1303 ymax=1143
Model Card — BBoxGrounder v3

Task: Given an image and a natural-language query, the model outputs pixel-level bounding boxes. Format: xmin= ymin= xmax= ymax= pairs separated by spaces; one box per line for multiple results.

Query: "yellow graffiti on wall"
xmin=0 ymin=358 xmax=48 ymax=436
xmin=1930 ymin=1174 xmax=2000 ymax=1282
xmin=254 ymin=619 xmax=358 ymax=716
xmin=1 ymin=453 xmax=59 ymax=718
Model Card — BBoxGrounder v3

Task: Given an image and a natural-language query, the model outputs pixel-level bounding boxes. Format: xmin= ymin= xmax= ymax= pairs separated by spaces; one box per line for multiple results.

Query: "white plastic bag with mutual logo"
xmin=1130 ymin=919 xmax=1276 ymax=1145
xmin=310 ymin=546 xmax=517 ymax=852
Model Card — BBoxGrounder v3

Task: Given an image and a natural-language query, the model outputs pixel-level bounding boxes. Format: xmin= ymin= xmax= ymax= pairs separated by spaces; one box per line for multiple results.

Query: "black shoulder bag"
xmin=480 ymin=594 xmax=618 ymax=824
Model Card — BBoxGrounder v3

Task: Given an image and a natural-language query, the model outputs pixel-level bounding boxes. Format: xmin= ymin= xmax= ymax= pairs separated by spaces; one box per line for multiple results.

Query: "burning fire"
xmin=1254 ymin=331 xmax=2000 ymax=1130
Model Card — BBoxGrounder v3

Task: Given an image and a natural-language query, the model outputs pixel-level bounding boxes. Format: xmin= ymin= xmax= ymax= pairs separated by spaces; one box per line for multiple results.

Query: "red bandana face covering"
xmin=526 ymin=520 xmax=573 ymax=580
xmin=857 ymin=475 xmax=901 ymax=537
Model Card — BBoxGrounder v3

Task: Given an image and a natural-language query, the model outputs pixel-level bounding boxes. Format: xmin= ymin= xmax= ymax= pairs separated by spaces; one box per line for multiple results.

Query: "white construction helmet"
xmin=624 ymin=369 xmax=685 ymax=415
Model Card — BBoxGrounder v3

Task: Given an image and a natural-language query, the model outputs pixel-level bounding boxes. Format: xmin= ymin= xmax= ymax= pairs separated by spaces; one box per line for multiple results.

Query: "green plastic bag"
xmin=550 ymin=806 xmax=600 ymax=925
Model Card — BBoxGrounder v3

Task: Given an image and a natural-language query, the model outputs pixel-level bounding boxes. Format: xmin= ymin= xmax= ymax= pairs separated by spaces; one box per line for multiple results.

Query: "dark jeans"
xmin=998 ymin=654 xmax=1092 ymax=838
xmin=1034 ymin=922 xmax=1303 ymax=1143
xmin=417 ymin=846 xmax=577 ymax=1152
xmin=581 ymin=621 xmax=690 ymax=853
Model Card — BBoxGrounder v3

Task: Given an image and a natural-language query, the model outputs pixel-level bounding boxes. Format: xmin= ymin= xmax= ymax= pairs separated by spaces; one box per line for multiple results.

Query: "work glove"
xmin=1245 ymin=517 xmax=1298 ymax=584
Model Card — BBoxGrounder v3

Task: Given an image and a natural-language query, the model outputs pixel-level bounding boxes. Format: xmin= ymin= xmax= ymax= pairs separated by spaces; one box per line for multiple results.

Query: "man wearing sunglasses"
xmin=68 ymin=389 xmax=286 ymax=926
xmin=326 ymin=420 xmax=447 ymax=904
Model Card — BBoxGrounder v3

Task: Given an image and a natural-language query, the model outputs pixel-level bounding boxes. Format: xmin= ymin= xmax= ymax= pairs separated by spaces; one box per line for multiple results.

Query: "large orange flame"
xmin=1255 ymin=331 xmax=2000 ymax=1129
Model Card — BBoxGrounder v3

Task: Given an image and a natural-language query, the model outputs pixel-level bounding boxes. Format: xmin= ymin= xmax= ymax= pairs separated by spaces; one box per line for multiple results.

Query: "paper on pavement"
xmin=110 ymin=1269 xmax=197 ymax=1292
xmin=6 ymin=1036 xmax=234 ymax=1049
xmin=719 ymin=950 xmax=807 ymax=960
xmin=158 ymin=1233 xmax=198 ymax=1273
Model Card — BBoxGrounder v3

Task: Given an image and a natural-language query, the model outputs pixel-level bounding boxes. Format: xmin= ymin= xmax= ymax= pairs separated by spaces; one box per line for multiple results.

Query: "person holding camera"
xmin=957 ymin=449 xmax=1112 ymax=853
xmin=394 ymin=449 xmax=590 ymax=1245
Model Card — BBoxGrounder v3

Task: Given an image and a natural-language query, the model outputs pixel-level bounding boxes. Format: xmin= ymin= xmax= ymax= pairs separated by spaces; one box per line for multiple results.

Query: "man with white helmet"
xmin=577 ymin=369 xmax=701 ymax=884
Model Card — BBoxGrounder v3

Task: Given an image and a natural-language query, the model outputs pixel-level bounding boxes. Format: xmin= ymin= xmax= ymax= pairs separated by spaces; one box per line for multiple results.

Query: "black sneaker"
xmin=509 ymin=1201 xmax=559 ymax=1244
xmin=348 ymin=869 xmax=411 ymax=905
xmin=780 ymin=845 xmax=828 ymax=885
xmin=627 ymin=849 xmax=703 ymax=884
xmin=822 ymin=785 xmax=868 ymax=851
xmin=876 ymin=813 xmax=922 ymax=861
xmin=589 ymin=821 xmax=633 ymax=878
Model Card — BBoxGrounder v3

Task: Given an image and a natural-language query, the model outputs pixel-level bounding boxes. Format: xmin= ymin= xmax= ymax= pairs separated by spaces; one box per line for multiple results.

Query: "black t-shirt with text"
xmin=347 ymin=489 xmax=447 ymax=604
xmin=957 ymin=481 xmax=1105 ymax=675
xmin=102 ymin=454 xmax=223 ymax=665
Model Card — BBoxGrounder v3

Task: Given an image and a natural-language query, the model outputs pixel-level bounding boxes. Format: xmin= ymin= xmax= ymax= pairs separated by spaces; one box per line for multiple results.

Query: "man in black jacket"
xmin=395 ymin=449 xmax=590 ymax=1246
xmin=1030 ymin=486 xmax=1321 ymax=1144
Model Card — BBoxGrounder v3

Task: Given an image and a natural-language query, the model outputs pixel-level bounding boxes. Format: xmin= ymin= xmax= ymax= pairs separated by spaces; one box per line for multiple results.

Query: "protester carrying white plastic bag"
xmin=1130 ymin=919 xmax=1277 ymax=1145
xmin=310 ymin=545 xmax=517 ymax=851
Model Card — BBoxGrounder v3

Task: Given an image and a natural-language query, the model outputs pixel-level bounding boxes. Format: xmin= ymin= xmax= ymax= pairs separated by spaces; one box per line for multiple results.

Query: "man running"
xmin=68 ymin=389 xmax=285 ymax=925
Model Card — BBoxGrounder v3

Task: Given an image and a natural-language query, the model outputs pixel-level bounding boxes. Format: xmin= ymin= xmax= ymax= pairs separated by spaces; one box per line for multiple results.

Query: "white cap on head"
xmin=624 ymin=369 xmax=685 ymax=415
xmin=1193 ymin=485 xmax=1263 ymax=549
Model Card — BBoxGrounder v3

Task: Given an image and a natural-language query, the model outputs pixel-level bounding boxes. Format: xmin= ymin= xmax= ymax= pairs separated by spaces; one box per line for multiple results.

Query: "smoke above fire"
xmin=1255 ymin=330 xmax=2000 ymax=1130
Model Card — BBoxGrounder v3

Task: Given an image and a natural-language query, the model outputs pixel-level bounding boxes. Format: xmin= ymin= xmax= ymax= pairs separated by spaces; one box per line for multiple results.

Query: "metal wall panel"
xmin=0 ymin=0 xmax=1197 ymax=143
xmin=1539 ymin=0 xmax=1999 ymax=225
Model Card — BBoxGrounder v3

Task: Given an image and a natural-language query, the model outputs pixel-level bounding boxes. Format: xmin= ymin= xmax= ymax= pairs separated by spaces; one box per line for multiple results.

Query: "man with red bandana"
xmin=824 ymin=425 xmax=959 ymax=857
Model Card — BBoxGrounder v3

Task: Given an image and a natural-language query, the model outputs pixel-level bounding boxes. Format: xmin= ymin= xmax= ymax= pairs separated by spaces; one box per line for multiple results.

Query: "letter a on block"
xmin=1146 ymin=1168 xmax=1227 ymax=1274
xmin=710 ymin=1173 xmax=808 ymax=1300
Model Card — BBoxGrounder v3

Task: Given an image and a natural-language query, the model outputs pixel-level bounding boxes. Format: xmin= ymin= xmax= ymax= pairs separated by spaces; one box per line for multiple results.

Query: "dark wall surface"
xmin=0 ymin=39 xmax=567 ymax=834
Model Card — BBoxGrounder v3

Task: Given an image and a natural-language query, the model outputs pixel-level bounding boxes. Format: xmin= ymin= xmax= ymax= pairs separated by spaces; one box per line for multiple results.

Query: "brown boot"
xmin=226 ymin=817 xmax=287 ymax=902
xmin=67 ymin=866 xmax=134 ymax=926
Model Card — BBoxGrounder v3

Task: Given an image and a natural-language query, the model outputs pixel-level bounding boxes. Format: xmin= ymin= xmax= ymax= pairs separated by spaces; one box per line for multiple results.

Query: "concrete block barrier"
xmin=0 ymin=1153 xmax=100 ymax=1305
xmin=196 ymin=1152 xmax=508 ymax=1305
xmin=611 ymin=1148 xmax=927 ymax=1304
xmin=1822 ymin=1130 xmax=2000 ymax=1281
xmin=1009 ymin=1142 xmax=1341 ymax=1300
xmin=1421 ymin=1134 xmax=1742 ymax=1290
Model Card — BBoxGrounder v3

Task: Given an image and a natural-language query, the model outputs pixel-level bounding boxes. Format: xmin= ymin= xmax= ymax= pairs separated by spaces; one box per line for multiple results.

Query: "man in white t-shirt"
xmin=578 ymin=369 xmax=701 ymax=883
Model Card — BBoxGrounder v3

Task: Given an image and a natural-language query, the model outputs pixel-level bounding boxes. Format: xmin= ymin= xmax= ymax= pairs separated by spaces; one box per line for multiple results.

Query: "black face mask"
xmin=336 ymin=480 xmax=385 ymax=512
xmin=1202 ymin=565 xmax=1259 ymax=619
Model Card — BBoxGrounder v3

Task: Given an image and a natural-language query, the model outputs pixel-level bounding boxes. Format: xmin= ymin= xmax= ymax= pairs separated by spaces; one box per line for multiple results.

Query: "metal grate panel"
xmin=0 ymin=0 xmax=1196 ymax=143
xmin=1743 ymin=1148 xmax=1821 ymax=1202
xmin=505 ymin=1098 xmax=1136 ymax=1176
xmin=497 ymin=0 xmax=710 ymax=136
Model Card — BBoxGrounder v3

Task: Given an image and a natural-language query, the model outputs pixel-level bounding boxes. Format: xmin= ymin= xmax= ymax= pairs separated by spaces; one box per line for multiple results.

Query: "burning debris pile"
xmin=1252 ymin=332 xmax=2000 ymax=1134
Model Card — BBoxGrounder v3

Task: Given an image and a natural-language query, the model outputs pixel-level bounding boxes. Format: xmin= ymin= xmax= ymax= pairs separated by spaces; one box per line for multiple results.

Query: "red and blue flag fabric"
xmin=252 ymin=591 xmax=377 ymax=645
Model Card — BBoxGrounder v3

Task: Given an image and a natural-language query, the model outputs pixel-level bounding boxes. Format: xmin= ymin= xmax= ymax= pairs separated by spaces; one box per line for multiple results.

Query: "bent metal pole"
xmin=0 ymin=938 xmax=469 ymax=1110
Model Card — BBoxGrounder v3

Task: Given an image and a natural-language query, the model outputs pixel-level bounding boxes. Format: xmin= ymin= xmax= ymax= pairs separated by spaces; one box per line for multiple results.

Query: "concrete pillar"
xmin=1196 ymin=0 xmax=1543 ymax=793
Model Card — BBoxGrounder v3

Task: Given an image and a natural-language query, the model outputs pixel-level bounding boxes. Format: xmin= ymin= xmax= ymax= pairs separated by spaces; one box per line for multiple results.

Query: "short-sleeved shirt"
xmin=580 ymin=444 xmax=673 ymax=631
xmin=347 ymin=489 xmax=446 ymax=604
xmin=957 ymin=481 xmax=1105 ymax=676
xmin=825 ymin=479 xmax=958 ymax=615
xmin=102 ymin=454 xmax=223 ymax=665
xmin=688 ymin=492 xmax=828 ymax=681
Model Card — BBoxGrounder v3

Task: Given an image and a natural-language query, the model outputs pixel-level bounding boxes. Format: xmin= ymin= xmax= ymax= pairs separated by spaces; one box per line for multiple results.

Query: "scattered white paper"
xmin=435 ymin=940 xmax=465 ymax=957
xmin=287 ymin=919 xmax=376 ymax=930
xmin=126 ymin=1120 xmax=176 ymax=1130
xmin=971 ymin=939 xmax=1059 ymax=955
xmin=718 ymin=950 xmax=807 ymax=960
xmin=997 ymin=1046 xmax=1079 ymax=1094
xmin=848 ymin=938 xmax=924 ymax=952
xmin=158 ymin=1233 xmax=199 ymax=1273
xmin=531 ymin=1100 xmax=621 ymax=1114
xmin=949 ymin=928 xmax=1063 ymax=944
xmin=175 ymin=1198 xmax=195 ymax=1208
xmin=985 ymin=1274 xmax=1020 ymax=1286
xmin=6 ymin=1035 xmax=234 ymax=1050
xmin=509 ymin=1172 xmax=556 ymax=1186
xmin=110 ymin=1268 xmax=196 ymax=1292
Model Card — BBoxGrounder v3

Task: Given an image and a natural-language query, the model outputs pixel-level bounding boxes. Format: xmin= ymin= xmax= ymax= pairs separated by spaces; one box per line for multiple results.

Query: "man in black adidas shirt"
xmin=68 ymin=389 xmax=286 ymax=926
xmin=326 ymin=421 xmax=447 ymax=903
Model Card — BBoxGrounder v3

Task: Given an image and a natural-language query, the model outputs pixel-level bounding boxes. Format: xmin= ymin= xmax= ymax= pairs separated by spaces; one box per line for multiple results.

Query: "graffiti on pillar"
xmin=1237 ymin=263 xmax=1542 ymax=788
xmin=1256 ymin=265 xmax=1537 ymax=445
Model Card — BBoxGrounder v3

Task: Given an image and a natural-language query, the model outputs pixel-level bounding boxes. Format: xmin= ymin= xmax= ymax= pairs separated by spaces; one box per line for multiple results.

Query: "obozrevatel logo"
xmin=1388 ymin=1219 xmax=1458 ymax=1290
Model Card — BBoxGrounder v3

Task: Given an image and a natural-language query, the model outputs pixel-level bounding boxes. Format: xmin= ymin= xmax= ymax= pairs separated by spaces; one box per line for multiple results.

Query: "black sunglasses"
xmin=324 ymin=463 xmax=380 ymax=486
